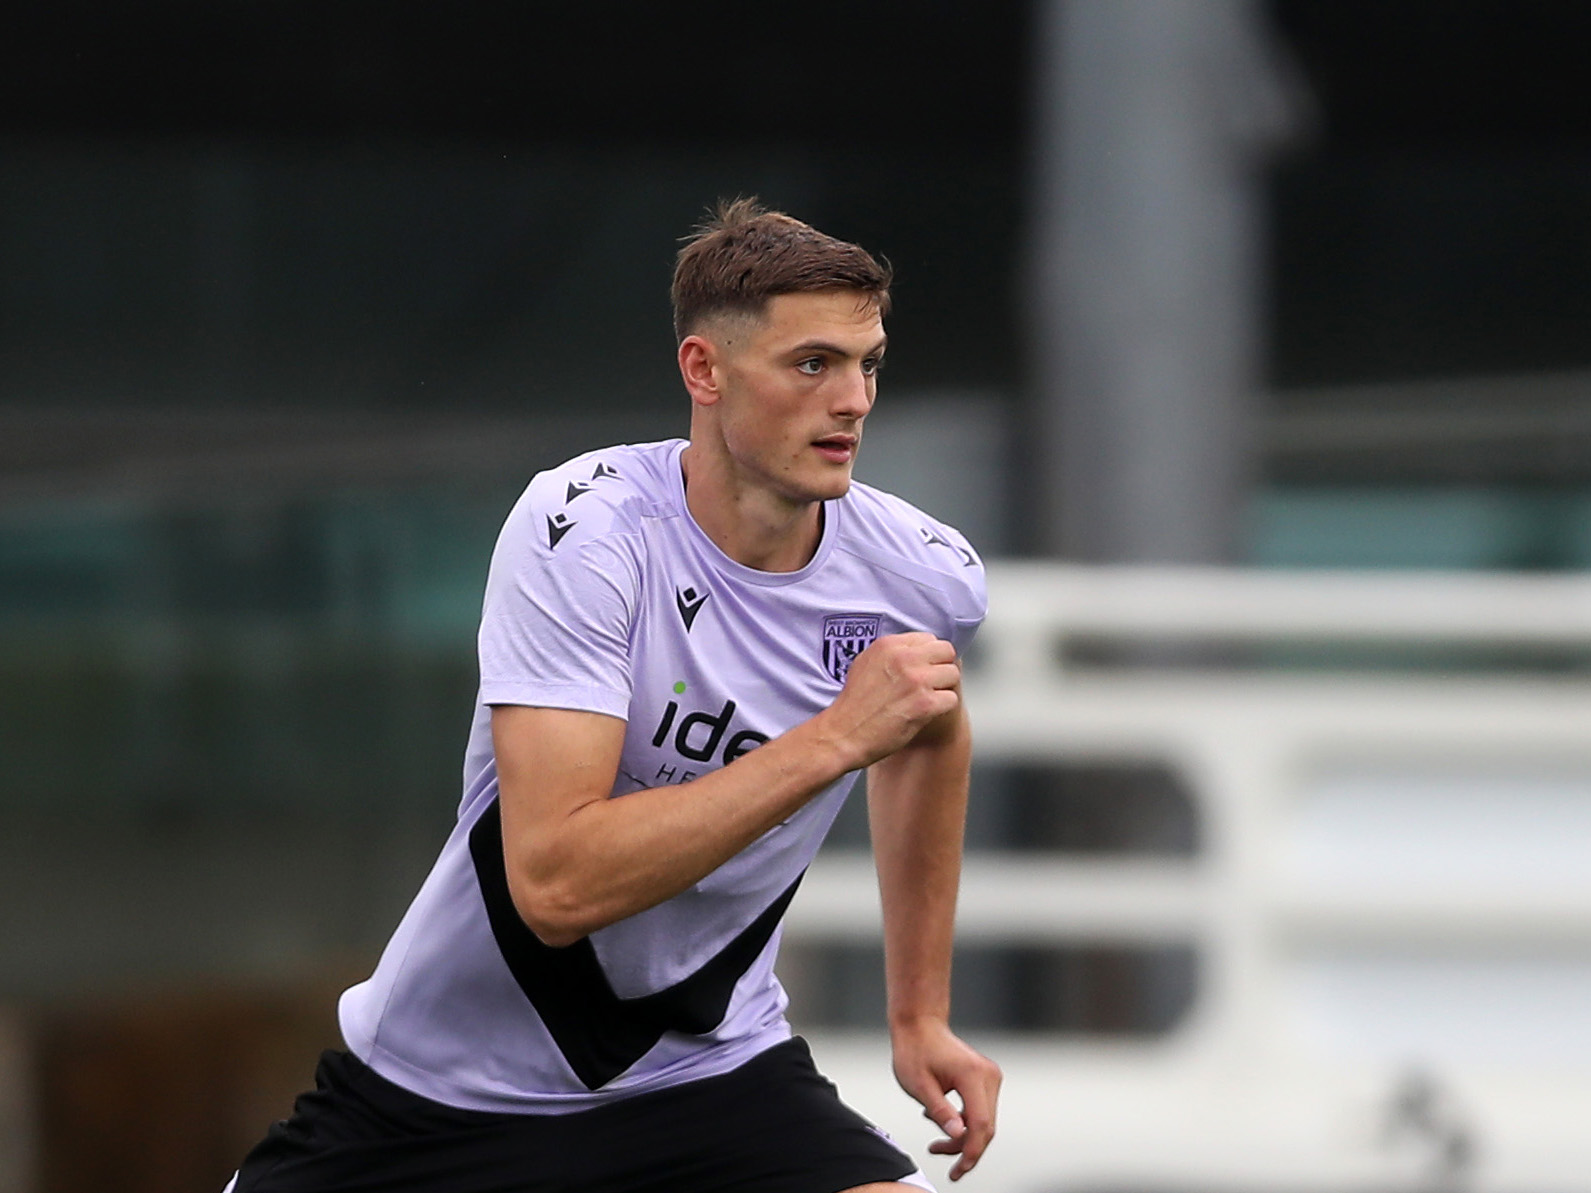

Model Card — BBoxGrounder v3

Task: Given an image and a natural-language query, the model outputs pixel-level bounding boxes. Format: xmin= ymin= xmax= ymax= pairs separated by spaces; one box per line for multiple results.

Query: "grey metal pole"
xmin=1028 ymin=0 xmax=1299 ymax=562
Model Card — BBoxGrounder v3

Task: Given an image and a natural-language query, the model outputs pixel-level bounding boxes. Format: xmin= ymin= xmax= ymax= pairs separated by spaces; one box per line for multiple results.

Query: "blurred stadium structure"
xmin=3 ymin=0 xmax=1591 ymax=1190
xmin=799 ymin=562 xmax=1591 ymax=1192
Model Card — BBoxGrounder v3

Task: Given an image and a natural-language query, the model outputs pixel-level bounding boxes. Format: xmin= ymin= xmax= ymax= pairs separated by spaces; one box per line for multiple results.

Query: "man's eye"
xmin=796 ymin=358 xmax=824 ymax=375
xmin=862 ymin=357 xmax=885 ymax=376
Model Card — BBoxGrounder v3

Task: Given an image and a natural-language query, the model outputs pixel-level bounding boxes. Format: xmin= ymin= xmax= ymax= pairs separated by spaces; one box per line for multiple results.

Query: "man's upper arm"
xmin=866 ymin=697 xmax=972 ymax=831
xmin=905 ymin=694 xmax=970 ymax=752
xmin=474 ymin=475 xmax=646 ymax=940
xmin=492 ymin=705 xmax=627 ymax=824
xmin=490 ymin=705 xmax=628 ymax=936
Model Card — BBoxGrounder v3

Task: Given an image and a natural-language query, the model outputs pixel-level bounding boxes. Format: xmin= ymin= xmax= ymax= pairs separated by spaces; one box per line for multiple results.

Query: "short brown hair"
xmin=671 ymin=197 xmax=892 ymax=342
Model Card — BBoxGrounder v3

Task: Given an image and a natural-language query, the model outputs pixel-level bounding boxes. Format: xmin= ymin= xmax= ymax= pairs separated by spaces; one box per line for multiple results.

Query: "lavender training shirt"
xmin=338 ymin=438 xmax=986 ymax=1113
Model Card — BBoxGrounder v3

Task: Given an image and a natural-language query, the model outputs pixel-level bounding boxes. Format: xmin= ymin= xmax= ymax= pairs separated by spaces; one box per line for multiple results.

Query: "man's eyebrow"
xmin=788 ymin=337 xmax=888 ymax=357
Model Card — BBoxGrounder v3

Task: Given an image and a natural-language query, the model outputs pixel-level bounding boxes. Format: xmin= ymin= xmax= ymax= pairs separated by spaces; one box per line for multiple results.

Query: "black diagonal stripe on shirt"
xmin=468 ymin=797 xmax=803 ymax=1090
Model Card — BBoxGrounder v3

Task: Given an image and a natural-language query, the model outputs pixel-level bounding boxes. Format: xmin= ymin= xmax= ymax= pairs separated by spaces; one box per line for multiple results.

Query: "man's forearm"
xmin=497 ymin=632 xmax=964 ymax=946
xmin=867 ymin=704 xmax=972 ymax=1031
xmin=866 ymin=704 xmax=1002 ymax=1182
xmin=499 ymin=707 xmax=857 ymax=946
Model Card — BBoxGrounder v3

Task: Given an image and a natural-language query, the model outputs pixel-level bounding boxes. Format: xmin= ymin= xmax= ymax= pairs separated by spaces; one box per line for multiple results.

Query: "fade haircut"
xmin=671 ymin=197 xmax=892 ymax=343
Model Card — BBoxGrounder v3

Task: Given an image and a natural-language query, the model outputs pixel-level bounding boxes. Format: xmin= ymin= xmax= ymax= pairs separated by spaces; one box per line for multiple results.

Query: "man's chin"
xmin=815 ymin=472 xmax=855 ymax=502
xmin=778 ymin=460 xmax=856 ymax=507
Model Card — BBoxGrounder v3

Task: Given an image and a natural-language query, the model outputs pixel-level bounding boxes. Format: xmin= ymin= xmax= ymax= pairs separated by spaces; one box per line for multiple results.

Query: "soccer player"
xmin=226 ymin=198 xmax=1000 ymax=1192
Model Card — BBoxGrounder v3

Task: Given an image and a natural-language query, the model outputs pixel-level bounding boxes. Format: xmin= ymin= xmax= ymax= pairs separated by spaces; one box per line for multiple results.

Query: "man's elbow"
xmin=508 ymin=874 xmax=594 ymax=949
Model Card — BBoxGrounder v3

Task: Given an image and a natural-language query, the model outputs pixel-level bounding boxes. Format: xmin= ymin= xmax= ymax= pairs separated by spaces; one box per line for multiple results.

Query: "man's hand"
xmin=819 ymin=633 xmax=961 ymax=770
xmin=891 ymin=1018 xmax=1002 ymax=1181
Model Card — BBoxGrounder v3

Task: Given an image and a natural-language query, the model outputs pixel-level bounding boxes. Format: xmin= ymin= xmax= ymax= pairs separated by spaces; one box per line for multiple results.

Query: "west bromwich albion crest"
xmin=822 ymin=613 xmax=881 ymax=683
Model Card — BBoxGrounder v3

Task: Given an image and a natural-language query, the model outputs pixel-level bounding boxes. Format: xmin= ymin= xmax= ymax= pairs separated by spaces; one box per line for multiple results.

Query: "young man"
xmin=226 ymin=199 xmax=1000 ymax=1192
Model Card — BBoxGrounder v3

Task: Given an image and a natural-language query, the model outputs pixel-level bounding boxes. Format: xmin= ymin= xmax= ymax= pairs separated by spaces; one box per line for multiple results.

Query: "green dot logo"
xmin=673 ymin=681 xmax=686 ymax=694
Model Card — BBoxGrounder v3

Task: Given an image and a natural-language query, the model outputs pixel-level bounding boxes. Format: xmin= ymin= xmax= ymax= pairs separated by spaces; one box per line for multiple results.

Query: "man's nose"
xmin=832 ymin=366 xmax=874 ymax=417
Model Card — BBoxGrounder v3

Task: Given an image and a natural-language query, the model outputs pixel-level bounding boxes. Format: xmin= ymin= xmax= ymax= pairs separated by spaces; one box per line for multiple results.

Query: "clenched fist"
xmin=820 ymin=632 xmax=961 ymax=770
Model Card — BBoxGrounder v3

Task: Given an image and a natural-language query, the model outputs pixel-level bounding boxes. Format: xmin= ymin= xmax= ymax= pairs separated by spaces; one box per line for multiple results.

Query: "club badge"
xmin=822 ymin=613 xmax=881 ymax=683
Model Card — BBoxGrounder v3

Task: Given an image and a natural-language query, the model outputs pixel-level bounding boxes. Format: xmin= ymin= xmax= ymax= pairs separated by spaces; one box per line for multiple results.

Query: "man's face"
xmin=707 ymin=289 xmax=886 ymax=507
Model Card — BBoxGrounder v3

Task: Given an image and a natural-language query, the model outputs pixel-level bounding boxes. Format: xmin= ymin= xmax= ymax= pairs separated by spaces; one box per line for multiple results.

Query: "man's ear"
xmin=677 ymin=334 xmax=721 ymax=407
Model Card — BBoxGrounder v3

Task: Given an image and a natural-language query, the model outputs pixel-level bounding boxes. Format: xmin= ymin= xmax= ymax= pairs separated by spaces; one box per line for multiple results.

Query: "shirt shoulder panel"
xmin=477 ymin=441 xmax=681 ymax=717
xmin=512 ymin=439 xmax=678 ymax=557
xmin=834 ymin=481 xmax=988 ymax=628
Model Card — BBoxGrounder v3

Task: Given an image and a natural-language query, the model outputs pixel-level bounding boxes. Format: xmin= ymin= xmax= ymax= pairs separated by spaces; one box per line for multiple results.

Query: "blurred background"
xmin=2 ymin=1 xmax=1590 ymax=1190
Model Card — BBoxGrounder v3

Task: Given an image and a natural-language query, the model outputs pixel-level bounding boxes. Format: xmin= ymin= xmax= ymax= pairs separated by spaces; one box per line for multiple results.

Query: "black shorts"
xmin=228 ymin=1037 xmax=927 ymax=1193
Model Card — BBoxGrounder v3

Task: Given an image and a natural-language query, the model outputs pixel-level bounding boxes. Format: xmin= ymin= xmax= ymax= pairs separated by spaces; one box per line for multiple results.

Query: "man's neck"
xmin=679 ymin=444 xmax=823 ymax=573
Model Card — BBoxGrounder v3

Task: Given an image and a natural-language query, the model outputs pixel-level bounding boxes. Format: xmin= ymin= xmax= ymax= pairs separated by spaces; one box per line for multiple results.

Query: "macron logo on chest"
xmin=675 ymin=584 xmax=709 ymax=630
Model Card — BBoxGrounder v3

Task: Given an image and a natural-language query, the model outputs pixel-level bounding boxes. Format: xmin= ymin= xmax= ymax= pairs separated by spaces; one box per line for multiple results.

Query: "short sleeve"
xmin=950 ymin=613 xmax=984 ymax=657
xmin=939 ymin=524 xmax=988 ymax=657
xmin=476 ymin=498 xmax=641 ymax=720
xmin=948 ymin=573 xmax=987 ymax=656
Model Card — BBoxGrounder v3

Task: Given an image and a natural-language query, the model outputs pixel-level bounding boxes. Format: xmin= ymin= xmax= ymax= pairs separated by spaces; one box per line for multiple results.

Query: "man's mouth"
xmin=812 ymin=434 xmax=857 ymax=463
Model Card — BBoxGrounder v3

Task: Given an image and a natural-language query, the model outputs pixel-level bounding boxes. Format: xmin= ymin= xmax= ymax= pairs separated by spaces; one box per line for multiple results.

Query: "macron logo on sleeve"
xmin=920 ymin=525 xmax=978 ymax=568
xmin=546 ymin=461 xmax=621 ymax=545
xmin=547 ymin=512 xmax=576 ymax=548
xmin=550 ymin=460 xmax=623 ymax=544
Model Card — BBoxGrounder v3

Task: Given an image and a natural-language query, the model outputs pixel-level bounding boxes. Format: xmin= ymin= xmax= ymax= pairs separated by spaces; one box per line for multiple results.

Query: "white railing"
xmin=789 ymin=563 xmax=1591 ymax=1193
